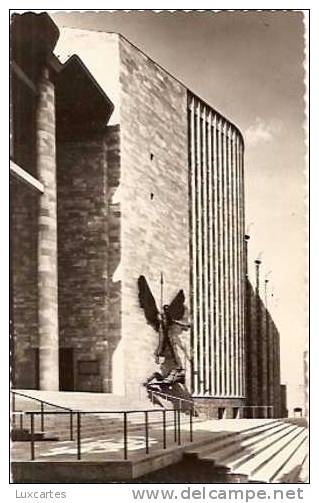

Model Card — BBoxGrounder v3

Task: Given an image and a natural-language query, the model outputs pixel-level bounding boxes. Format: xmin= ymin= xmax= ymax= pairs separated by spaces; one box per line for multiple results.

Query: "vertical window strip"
xmin=231 ymin=130 xmax=238 ymax=397
xmin=218 ymin=122 xmax=225 ymax=397
xmin=189 ymin=99 xmax=197 ymax=394
xmin=227 ymin=127 xmax=235 ymax=397
xmin=224 ymin=123 xmax=231 ymax=397
xmin=221 ymin=125 xmax=228 ymax=396
xmin=205 ymin=110 xmax=211 ymax=394
xmin=234 ymin=134 xmax=240 ymax=397
xmin=194 ymin=101 xmax=200 ymax=395
xmin=239 ymin=141 xmax=245 ymax=397
xmin=207 ymin=111 xmax=214 ymax=396
xmin=236 ymin=135 xmax=242 ymax=395
xmin=213 ymin=115 xmax=220 ymax=397
xmin=196 ymin=101 xmax=204 ymax=395
xmin=194 ymin=102 xmax=200 ymax=395
xmin=201 ymin=107 xmax=208 ymax=394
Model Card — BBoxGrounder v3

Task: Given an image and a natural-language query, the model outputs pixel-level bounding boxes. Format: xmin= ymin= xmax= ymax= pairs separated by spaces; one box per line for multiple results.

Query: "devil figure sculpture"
xmin=138 ymin=275 xmax=190 ymax=387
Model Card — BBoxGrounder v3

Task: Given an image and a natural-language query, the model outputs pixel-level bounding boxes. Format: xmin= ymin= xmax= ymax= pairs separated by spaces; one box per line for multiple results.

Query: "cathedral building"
xmin=10 ymin=12 xmax=282 ymax=418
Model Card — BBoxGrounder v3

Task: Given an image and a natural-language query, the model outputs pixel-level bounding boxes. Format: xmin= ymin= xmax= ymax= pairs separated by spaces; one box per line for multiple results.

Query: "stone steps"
xmin=197 ymin=421 xmax=283 ymax=456
xmin=185 ymin=421 xmax=308 ymax=483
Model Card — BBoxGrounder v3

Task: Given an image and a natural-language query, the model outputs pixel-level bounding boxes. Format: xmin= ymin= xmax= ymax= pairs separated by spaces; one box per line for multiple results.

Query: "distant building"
xmin=280 ymin=385 xmax=288 ymax=418
xmin=244 ymin=254 xmax=281 ymax=418
xmin=10 ymin=12 xmax=282 ymax=418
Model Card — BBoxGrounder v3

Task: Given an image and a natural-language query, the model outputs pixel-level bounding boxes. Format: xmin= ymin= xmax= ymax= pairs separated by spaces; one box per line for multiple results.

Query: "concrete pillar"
xmin=36 ymin=66 xmax=59 ymax=390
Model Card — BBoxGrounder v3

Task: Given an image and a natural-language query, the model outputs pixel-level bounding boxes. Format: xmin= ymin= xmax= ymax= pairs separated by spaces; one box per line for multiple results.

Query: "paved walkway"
xmin=11 ymin=419 xmax=274 ymax=463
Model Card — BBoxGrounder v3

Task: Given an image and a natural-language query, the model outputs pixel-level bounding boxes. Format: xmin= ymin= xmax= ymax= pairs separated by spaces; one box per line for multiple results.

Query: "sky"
xmin=50 ymin=10 xmax=308 ymax=407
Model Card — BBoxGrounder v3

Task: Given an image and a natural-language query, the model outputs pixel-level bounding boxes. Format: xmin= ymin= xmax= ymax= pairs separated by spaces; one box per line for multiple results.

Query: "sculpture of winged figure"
xmin=137 ymin=274 xmax=190 ymax=365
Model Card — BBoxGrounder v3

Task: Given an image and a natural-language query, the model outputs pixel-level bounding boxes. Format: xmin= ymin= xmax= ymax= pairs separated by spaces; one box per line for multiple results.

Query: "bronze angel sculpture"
xmin=138 ymin=275 xmax=190 ymax=385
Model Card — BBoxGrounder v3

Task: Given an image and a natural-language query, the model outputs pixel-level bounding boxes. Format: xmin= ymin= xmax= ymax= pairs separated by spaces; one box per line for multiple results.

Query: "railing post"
xmin=40 ymin=402 xmax=44 ymax=432
xmin=189 ymin=408 xmax=193 ymax=443
xmin=177 ymin=408 xmax=181 ymax=446
xmin=12 ymin=393 xmax=16 ymax=430
xmin=145 ymin=411 xmax=149 ymax=454
xmin=123 ymin=412 xmax=128 ymax=460
xmin=174 ymin=409 xmax=177 ymax=443
xmin=69 ymin=412 xmax=73 ymax=441
xmin=162 ymin=410 xmax=166 ymax=449
xmin=76 ymin=412 xmax=81 ymax=460
xmin=30 ymin=413 xmax=35 ymax=461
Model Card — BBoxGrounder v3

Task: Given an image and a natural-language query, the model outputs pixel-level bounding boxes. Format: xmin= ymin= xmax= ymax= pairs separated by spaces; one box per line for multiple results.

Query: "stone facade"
xmin=56 ymin=125 xmax=121 ymax=392
xmin=10 ymin=182 xmax=39 ymax=389
xmin=112 ymin=36 xmax=190 ymax=397
xmin=11 ymin=15 xmax=283 ymax=412
xmin=57 ymin=135 xmax=108 ymax=391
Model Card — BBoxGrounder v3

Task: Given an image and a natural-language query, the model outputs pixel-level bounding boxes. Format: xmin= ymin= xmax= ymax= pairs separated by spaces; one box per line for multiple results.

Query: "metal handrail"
xmin=148 ymin=390 xmax=275 ymax=419
xmin=18 ymin=407 xmax=194 ymax=461
xmin=11 ymin=390 xmax=73 ymax=439
xmin=149 ymin=389 xmax=195 ymax=406
xmin=11 ymin=390 xmax=72 ymax=412
xmin=148 ymin=389 xmax=199 ymax=415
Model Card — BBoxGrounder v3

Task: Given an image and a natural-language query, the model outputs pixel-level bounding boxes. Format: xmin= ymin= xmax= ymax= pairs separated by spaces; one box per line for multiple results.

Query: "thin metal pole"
xmin=177 ymin=409 xmax=181 ymax=446
xmin=160 ymin=272 xmax=164 ymax=310
xmin=189 ymin=409 xmax=193 ymax=443
xmin=12 ymin=394 xmax=16 ymax=430
xmin=70 ymin=412 xmax=73 ymax=441
xmin=162 ymin=410 xmax=166 ymax=449
xmin=40 ymin=402 xmax=44 ymax=432
xmin=30 ymin=413 xmax=35 ymax=460
xmin=20 ymin=413 xmax=23 ymax=430
xmin=76 ymin=412 xmax=81 ymax=460
xmin=174 ymin=409 xmax=177 ymax=442
xmin=123 ymin=412 xmax=128 ymax=460
xmin=145 ymin=411 xmax=149 ymax=454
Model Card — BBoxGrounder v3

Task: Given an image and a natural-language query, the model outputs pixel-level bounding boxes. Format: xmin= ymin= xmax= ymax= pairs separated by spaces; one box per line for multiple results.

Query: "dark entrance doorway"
xmin=59 ymin=348 xmax=74 ymax=391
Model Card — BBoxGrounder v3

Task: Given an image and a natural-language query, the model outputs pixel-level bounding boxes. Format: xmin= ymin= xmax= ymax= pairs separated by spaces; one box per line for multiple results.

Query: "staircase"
xmin=11 ymin=391 xmax=308 ymax=483
xmin=185 ymin=419 xmax=308 ymax=483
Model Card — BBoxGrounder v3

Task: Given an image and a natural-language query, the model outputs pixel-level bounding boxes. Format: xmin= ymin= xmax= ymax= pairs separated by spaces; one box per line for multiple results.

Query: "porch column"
xmin=36 ymin=65 xmax=59 ymax=390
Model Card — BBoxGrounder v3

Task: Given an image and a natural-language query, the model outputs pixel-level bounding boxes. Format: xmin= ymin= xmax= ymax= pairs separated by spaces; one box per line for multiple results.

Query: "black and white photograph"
xmin=9 ymin=7 xmax=309 ymax=488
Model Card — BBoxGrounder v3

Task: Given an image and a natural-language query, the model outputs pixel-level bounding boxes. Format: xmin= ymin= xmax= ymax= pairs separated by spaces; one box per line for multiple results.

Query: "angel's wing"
xmin=167 ymin=289 xmax=185 ymax=321
xmin=138 ymin=275 xmax=160 ymax=331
